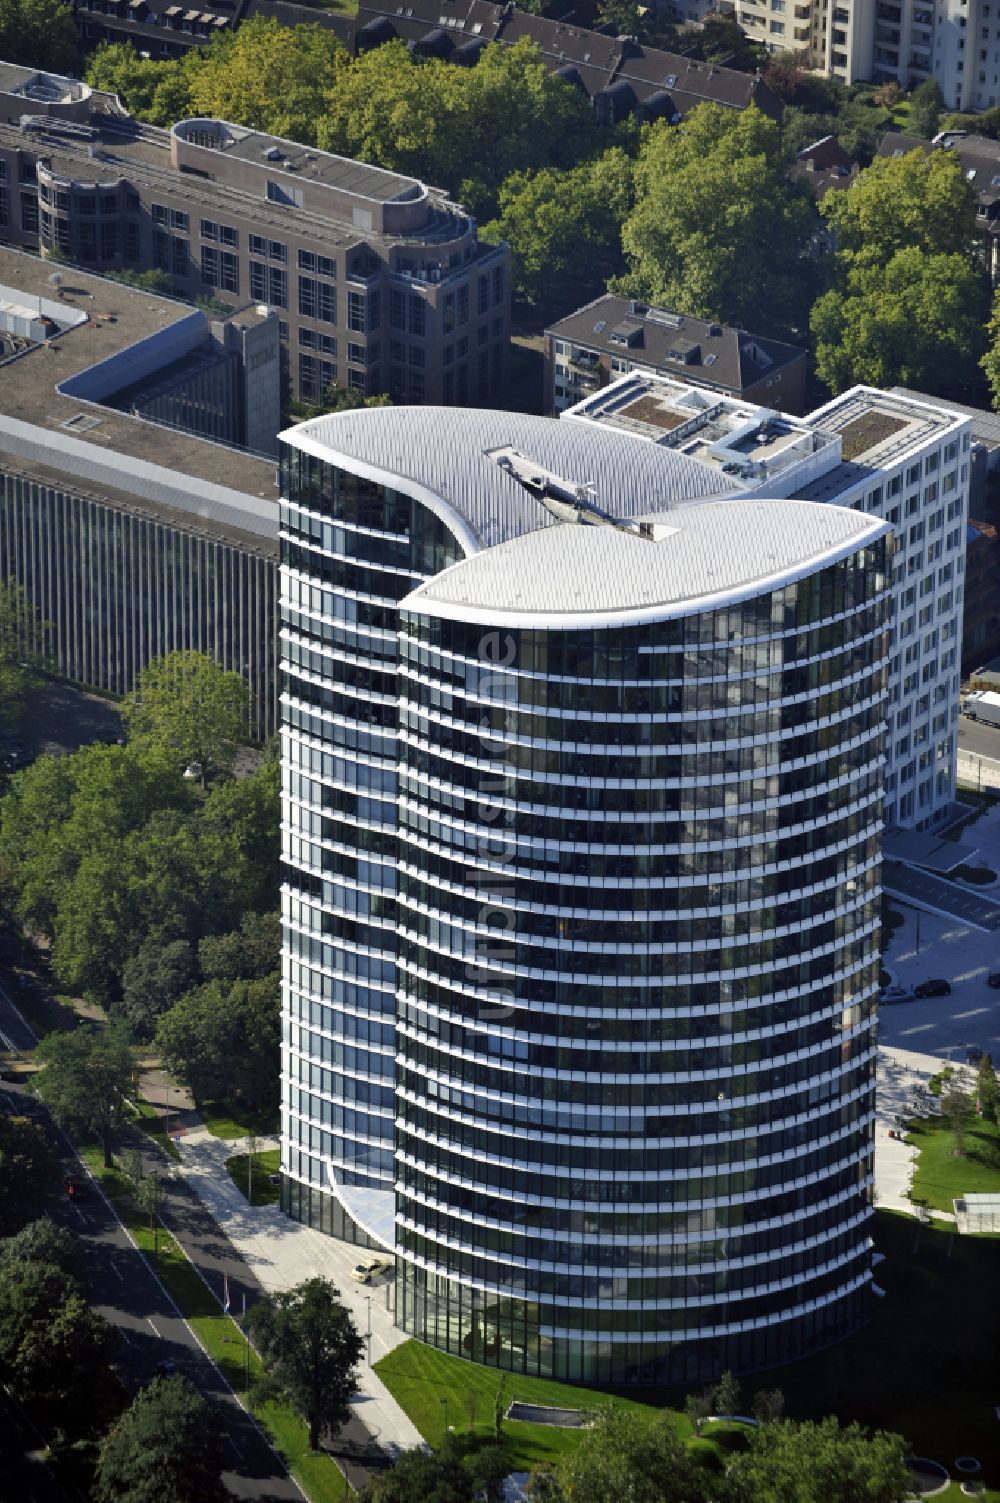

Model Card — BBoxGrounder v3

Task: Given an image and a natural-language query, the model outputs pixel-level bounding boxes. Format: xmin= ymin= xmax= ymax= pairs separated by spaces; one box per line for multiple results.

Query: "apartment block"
xmin=546 ymin=296 xmax=808 ymax=417
xmin=0 ymin=246 xmax=280 ymax=737
xmin=0 ymin=63 xmax=510 ymax=407
xmin=279 ymin=400 xmax=890 ymax=1383
xmin=566 ymin=374 xmax=971 ymax=832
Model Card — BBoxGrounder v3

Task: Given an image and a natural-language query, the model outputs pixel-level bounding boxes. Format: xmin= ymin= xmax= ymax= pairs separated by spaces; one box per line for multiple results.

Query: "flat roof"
xmin=179 ymin=120 xmax=424 ymax=204
xmin=402 ymin=498 xmax=889 ymax=628
xmin=282 ymin=406 xmax=741 ymax=555
xmin=0 ymin=248 xmax=278 ymax=537
xmin=803 ymin=387 xmax=965 ymax=468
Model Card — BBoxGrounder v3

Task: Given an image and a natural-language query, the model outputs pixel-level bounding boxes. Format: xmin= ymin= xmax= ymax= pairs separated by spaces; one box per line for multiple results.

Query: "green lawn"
xmin=225 ymin=1148 xmax=281 ymax=1206
xmin=79 ymin=1147 xmax=352 ymax=1503
xmin=197 ymin=1099 xmax=279 ymax=1141
xmin=907 ymin=1111 xmax=1000 ymax=1214
xmin=378 ymin=1215 xmax=1000 ymax=1496
xmin=375 ymin=1339 xmax=690 ymax=1469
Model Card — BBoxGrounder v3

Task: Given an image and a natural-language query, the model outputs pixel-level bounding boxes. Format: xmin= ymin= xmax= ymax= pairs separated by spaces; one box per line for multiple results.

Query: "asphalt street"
xmin=0 ymin=986 xmax=307 ymax=1503
xmin=957 ymin=714 xmax=1000 ymax=761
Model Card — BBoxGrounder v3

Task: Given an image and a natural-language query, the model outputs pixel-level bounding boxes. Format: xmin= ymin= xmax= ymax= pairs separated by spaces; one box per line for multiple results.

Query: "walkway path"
xmin=170 ymin=1125 xmax=425 ymax=1457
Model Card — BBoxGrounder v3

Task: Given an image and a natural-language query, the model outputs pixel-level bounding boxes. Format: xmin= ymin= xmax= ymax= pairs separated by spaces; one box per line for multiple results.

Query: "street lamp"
xmin=365 ymin=1294 xmax=372 ymax=1360
xmin=440 ymin=1396 xmax=449 ymax=1439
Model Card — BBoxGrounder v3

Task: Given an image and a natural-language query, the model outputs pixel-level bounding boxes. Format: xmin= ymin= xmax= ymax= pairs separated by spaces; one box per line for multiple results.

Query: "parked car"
xmin=988 ymin=971 xmax=1000 ymax=989
xmin=914 ymin=979 xmax=951 ymax=998
xmin=879 ymin=985 xmax=914 ymax=1004
xmin=350 ymin=1256 xmax=393 ymax=1283
xmin=967 ymin=1046 xmax=984 ymax=1064
xmin=0 ymin=1067 xmax=23 ymax=1083
xmin=155 ymin=1359 xmax=177 ymax=1378
xmin=64 ymin=1177 xmax=88 ymax=1200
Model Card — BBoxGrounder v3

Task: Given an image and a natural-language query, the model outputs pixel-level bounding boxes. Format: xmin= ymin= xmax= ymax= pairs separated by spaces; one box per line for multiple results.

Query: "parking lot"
xmin=880 ymin=901 xmax=1000 ymax=1062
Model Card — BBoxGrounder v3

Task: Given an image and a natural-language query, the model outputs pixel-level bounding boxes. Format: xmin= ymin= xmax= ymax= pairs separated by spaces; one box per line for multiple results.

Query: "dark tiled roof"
xmin=791 ymin=134 xmax=858 ymax=199
xmin=546 ymin=294 xmax=805 ymax=395
xmin=349 ymin=0 xmax=783 ymax=120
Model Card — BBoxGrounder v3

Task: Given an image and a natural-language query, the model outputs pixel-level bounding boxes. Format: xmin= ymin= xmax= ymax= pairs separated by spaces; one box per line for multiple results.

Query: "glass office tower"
xmin=278 ymin=408 xmax=891 ymax=1383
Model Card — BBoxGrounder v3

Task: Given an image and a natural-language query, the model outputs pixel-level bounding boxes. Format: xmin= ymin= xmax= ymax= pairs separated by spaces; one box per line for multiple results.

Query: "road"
xmin=0 ymin=986 xmax=307 ymax=1503
xmin=957 ymin=714 xmax=1000 ymax=761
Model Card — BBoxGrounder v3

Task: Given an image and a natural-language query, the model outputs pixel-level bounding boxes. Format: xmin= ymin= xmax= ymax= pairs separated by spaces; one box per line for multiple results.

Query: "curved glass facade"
xmin=392 ymin=544 xmax=891 ymax=1384
xmin=279 ymin=445 xmax=463 ymax=1237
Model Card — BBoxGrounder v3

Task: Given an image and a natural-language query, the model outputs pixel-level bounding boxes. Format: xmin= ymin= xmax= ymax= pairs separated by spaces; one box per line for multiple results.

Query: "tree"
xmin=185 ymin=17 xmax=347 ymax=143
xmin=34 ymin=1024 xmax=133 ymax=1168
xmin=909 ymin=77 xmax=944 ymax=141
xmin=713 ymin=1368 xmax=742 ymax=1416
xmin=0 ymin=580 xmax=48 ymax=736
xmin=551 ymin=1408 xmax=714 ymax=1503
xmin=94 ymin=1374 xmax=227 ymax=1503
xmin=482 ymin=148 xmax=633 ymax=310
xmin=976 ymin=1053 xmax=998 ymax=1126
xmin=980 ymin=288 xmax=1000 ymax=412
xmin=246 ymin=1277 xmax=363 ymax=1451
xmin=319 ymin=386 xmax=393 ymax=414
xmin=752 ymin=1386 xmax=786 ymax=1424
xmin=942 ymin=1084 xmax=973 ymax=1153
xmin=119 ymin=937 xmax=196 ymax=1040
xmin=85 ymin=42 xmax=192 ymax=126
xmin=0 ymin=1255 xmax=120 ymax=1435
xmin=811 ymin=247 xmax=988 ymax=398
xmin=0 ymin=1117 xmax=56 ymax=1234
xmin=0 ymin=0 xmax=79 ymax=76
xmin=136 ymin=1172 xmax=164 ymax=1255
xmin=1 ymin=1216 xmax=79 ymax=1275
xmin=820 ymin=148 xmax=977 ymax=270
xmin=122 ymin=650 xmax=250 ymax=788
xmin=155 ymin=979 xmax=242 ymax=1104
xmin=616 ymin=103 xmax=813 ymax=335
xmin=726 ymin=1416 xmax=912 ymax=1503
xmin=199 ymin=910 xmax=279 ymax=984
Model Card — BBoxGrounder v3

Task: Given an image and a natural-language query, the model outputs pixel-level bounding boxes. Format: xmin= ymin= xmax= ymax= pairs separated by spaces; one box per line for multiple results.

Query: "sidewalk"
xmin=171 ymin=1126 xmax=425 ymax=1457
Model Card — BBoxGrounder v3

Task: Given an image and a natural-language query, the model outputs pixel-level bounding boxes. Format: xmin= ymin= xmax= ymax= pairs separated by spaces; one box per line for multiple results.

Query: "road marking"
xmin=227 ymin=1437 xmax=247 ymax=1462
xmin=110 ymin=1261 xmax=124 ymax=1281
xmin=0 ymin=1029 xmax=13 ymax=1049
xmin=119 ymin=1328 xmax=131 ymax=1345
xmin=147 ymin=1317 xmax=161 ymax=1337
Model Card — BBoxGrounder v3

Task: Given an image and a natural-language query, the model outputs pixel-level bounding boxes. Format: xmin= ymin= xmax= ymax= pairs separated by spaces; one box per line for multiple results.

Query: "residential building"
xmin=279 ymin=402 xmax=890 ymax=1383
xmin=0 ymin=247 xmax=280 ymax=738
xmin=961 ymin=519 xmax=1000 ymax=669
xmin=545 ymin=296 xmax=808 ymax=416
xmin=349 ymin=0 xmax=784 ymax=124
xmin=0 ymin=64 xmax=511 ymax=407
xmin=565 ymin=374 xmax=971 ymax=832
xmin=790 ymin=134 xmax=861 ymax=199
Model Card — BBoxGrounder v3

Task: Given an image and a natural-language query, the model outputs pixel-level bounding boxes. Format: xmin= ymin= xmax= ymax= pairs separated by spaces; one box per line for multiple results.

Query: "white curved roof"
xmin=281 ymin=406 xmax=740 ymax=554
xmin=402 ymin=498 xmax=889 ymax=628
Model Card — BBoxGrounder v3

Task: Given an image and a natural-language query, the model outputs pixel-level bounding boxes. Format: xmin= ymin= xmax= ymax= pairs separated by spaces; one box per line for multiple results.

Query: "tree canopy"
xmin=726 ymin=1417 xmax=912 ymax=1503
xmin=121 ymin=649 xmax=250 ymax=787
xmin=616 ymin=104 xmax=813 ymax=336
xmin=0 ymin=1115 xmax=55 ymax=1235
xmin=34 ymin=1023 xmax=133 ymax=1167
xmin=94 ymin=1375 xmax=227 ymax=1503
xmin=483 ymin=147 xmax=633 ymax=311
xmin=0 ymin=0 xmax=79 ymax=76
xmin=813 ymin=148 xmax=987 ymax=397
xmin=247 ymin=1277 xmax=363 ymax=1451
xmin=0 ymin=580 xmax=48 ymax=738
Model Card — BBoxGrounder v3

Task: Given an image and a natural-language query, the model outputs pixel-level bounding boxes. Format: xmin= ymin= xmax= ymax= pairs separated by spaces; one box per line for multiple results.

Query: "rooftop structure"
xmin=564 ymin=372 xmax=972 ymax=834
xmin=562 ymin=372 xmax=838 ymax=491
xmin=546 ymin=296 xmax=808 ymax=417
xmin=0 ymin=66 xmax=511 ymax=406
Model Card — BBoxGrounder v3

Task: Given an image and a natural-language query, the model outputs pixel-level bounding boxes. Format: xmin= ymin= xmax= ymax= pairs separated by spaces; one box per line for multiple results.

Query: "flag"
xmin=223 ymin=1273 xmax=230 ymax=1314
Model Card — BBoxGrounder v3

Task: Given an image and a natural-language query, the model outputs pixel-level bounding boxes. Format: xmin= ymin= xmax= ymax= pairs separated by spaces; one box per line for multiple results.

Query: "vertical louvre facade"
xmin=392 ymin=545 xmax=892 ymax=1385
xmin=0 ymin=469 xmax=278 ymax=740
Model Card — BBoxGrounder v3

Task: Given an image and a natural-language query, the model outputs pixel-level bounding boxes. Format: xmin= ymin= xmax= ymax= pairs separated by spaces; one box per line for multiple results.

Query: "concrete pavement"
xmin=171 ymin=1126 xmax=425 ymax=1458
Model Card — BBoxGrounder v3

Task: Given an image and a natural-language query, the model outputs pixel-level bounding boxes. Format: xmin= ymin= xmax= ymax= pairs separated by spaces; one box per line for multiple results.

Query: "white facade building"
xmin=564 ymin=378 xmax=971 ymax=832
